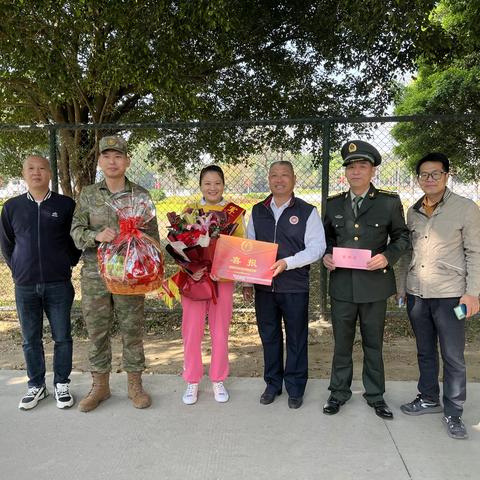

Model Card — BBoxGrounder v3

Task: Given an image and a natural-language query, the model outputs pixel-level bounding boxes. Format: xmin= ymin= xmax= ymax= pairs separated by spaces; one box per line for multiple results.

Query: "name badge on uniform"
xmin=334 ymin=215 xmax=343 ymax=219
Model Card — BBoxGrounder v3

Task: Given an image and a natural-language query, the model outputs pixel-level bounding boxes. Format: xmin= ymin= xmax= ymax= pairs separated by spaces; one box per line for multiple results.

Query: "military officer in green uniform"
xmin=322 ymin=140 xmax=410 ymax=419
xmin=71 ymin=136 xmax=160 ymax=412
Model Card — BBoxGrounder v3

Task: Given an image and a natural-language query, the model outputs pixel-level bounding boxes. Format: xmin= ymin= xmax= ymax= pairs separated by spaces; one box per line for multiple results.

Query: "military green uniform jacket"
xmin=323 ymin=183 xmax=410 ymax=303
xmin=70 ymin=178 xmax=160 ymax=265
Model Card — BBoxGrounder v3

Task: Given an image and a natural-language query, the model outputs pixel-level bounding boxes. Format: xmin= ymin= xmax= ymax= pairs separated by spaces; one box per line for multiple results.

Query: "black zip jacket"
xmin=0 ymin=191 xmax=81 ymax=285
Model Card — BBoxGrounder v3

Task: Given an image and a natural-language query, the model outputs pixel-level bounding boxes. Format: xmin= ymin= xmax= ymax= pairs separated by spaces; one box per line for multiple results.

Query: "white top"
xmin=246 ymin=196 xmax=326 ymax=270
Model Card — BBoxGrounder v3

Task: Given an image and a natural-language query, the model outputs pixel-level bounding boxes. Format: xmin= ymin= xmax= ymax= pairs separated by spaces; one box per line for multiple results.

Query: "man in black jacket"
xmin=0 ymin=155 xmax=81 ymax=410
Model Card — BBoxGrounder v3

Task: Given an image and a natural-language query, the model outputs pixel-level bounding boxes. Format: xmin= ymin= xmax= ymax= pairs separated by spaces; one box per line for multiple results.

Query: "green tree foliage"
xmin=0 ymin=0 xmax=437 ymax=195
xmin=392 ymin=0 xmax=480 ymax=180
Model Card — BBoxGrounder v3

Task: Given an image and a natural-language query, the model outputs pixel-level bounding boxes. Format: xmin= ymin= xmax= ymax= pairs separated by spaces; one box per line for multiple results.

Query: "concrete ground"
xmin=1 ymin=370 xmax=479 ymax=480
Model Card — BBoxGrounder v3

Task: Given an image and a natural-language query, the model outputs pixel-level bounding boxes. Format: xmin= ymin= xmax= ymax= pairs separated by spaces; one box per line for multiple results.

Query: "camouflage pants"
xmin=81 ymin=263 xmax=145 ymax=372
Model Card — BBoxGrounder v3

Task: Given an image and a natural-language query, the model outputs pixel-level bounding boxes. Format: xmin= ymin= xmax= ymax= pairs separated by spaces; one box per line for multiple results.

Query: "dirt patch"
xmin=1 ymin=312 xmax=480 ymax=382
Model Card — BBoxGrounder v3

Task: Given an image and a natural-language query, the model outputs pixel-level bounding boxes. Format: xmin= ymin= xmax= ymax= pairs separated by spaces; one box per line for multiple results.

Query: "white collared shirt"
xmin=247 ymin=196 xmax=326 ymax=270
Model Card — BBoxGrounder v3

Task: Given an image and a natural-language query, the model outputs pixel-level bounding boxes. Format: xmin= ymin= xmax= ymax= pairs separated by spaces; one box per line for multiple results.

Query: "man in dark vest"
xmin=322 ymin=140 xmax=410 ymax=419
xmin=243 ymin=161 xmax=325 ymax=409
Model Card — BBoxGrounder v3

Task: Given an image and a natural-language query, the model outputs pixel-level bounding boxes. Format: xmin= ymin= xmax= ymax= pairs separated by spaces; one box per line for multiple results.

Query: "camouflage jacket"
xmin=71 ymin=178 xmax=160 ymax=265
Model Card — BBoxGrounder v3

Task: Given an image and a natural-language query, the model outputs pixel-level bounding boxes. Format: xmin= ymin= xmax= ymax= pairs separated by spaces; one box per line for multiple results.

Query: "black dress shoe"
xmin=260 ymin=389 xmax=282 ymax=405
xmin=323 ymin=396 xmax=345 ymax=415
xmin=368 ymin=400 xmax=394 ymax=419
xmin=288 ymin=396 xmax=303 ymax=409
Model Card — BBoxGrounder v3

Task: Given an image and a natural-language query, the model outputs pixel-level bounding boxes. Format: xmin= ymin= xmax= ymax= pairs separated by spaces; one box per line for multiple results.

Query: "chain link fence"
xmin=1 ymin=115 xmax=479 ymax=318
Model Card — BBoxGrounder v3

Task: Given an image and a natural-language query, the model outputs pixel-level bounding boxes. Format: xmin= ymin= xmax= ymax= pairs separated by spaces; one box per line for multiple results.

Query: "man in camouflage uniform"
xmin=71 ymin=136 xmax=160 ymax=411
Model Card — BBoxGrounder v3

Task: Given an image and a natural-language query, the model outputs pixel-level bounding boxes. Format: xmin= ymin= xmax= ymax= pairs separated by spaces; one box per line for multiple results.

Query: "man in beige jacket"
xmin=397 ymin=152 xmax=480 ymax=440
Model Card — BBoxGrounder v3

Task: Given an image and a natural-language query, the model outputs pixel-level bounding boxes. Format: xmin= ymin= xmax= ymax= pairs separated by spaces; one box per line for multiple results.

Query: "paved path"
xmin=1 ymin=371 xmax=479 ymax=480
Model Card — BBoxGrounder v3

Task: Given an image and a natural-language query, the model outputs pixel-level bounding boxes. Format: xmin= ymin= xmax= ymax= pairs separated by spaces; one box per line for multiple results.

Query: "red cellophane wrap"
xmin=160 ymin=208 xmax=239 ymax=306
xmin=97 ymin=192 xmax=164 ymax=295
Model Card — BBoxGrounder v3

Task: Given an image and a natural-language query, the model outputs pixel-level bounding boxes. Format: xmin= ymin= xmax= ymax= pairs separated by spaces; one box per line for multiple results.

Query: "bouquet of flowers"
xmin=159 ymin=204 xmax=244 ymax=307
xmin=97 ymin=192 xmax=164 ymax=295
xmin=165 ymin=208 xmax=236 ymax=266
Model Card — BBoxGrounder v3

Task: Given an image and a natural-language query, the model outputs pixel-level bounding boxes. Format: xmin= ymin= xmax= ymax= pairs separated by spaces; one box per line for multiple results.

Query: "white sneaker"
xmin=18 ymin=385 xmax=49 ymax=410
xmin=212 ymin=382 xmax=229 ymax=403
xmin=54 ymin=383 xmax=74 ymax=409
xmin=182 ymin=383 xmax=199 ymax=405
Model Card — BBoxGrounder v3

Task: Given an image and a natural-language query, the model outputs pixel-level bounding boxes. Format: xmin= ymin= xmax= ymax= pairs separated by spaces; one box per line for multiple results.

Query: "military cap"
xmin=99 ymin=136 xmax=128 ymax=155
xmin=341 ymin=140 xmax=381 ymax=167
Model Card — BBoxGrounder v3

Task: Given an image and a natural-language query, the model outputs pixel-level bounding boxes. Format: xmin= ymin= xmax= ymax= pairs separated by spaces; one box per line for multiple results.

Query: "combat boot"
xmin=78 ymin=372 xmax=111 ymax=412
xmin=127 ymin=372 xmax=152 ymax=409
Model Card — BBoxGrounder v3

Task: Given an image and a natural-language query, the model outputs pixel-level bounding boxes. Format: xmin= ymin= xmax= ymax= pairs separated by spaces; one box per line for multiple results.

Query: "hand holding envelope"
xmin=330 ymin=247 xmax=388 ymax=271
xmin=366 ymin=253 xmax=388 ymax=270
xmin=332 ymin=247 xmax=371 ymax=270
xmin=322 ymin=253 xmax=336 ymax=271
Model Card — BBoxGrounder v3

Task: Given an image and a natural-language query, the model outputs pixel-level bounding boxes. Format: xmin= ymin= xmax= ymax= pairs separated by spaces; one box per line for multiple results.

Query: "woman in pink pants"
xmin=181 ymin=165 xmax=245 ymax=405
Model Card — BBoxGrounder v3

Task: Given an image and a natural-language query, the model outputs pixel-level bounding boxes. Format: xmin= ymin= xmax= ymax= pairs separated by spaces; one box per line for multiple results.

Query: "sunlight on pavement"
xmin=5 ymin=375 xmax=27 ymax=385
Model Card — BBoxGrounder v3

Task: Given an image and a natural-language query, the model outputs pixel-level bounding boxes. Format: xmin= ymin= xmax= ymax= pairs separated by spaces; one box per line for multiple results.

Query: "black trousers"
xmin=329 ymin=298 xmax=387 ymax=403
xmin=255 ymin=290 xmax=309 ymax=398
xmin=407 ymin=294 xmax=466 ymax=417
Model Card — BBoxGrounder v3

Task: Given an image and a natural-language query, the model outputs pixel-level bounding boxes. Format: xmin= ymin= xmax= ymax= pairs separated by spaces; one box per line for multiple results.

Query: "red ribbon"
xmin=119 ymin=216 xmax=143 ymax=236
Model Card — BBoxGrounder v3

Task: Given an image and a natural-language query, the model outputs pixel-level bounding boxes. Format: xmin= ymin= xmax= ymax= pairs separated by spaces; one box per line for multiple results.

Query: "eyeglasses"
xmin=417 ymin=171 xmax=446 ymax=181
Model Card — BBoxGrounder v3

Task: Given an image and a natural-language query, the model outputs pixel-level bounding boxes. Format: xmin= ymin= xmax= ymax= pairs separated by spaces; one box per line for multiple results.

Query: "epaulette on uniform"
xmin=327 ymin=192 xmax=346 ymax=201
xmin=377 ymin=189 xmax=399 ymax=197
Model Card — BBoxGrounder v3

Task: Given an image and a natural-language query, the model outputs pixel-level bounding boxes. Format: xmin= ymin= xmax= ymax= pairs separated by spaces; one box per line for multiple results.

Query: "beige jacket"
xmin=397 ymin=188 xmax=480 ymax=298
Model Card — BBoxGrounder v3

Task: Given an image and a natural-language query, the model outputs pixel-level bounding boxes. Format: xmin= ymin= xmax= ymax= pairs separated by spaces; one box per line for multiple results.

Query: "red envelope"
xmin=211 ymin=235 xmax=278 ymax=285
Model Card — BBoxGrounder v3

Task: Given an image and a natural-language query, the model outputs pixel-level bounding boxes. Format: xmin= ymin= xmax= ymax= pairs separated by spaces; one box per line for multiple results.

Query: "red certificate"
xmin=333 ymin=247 xmax=371 ymax=270
xmin=211 ymin=235 xmax=278 ymax=285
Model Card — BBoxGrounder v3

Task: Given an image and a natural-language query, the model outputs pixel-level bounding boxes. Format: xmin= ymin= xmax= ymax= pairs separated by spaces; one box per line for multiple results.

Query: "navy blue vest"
xmin=252 ymin=195 xmax=314 ymax=293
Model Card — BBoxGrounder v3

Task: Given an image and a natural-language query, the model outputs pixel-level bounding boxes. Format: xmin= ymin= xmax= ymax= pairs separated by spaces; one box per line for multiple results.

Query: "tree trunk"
xmin=58 ymin=128 xmax=98 ymax=198
xmin=58 ymin=142 xmax=73 ymax=198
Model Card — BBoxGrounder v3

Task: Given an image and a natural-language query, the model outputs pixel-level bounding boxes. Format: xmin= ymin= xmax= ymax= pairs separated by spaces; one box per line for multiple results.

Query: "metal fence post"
xmin=319 ymin=120 xmax=331 ymax=319
xmin=49 ymin=126 xmax=58 ymax=192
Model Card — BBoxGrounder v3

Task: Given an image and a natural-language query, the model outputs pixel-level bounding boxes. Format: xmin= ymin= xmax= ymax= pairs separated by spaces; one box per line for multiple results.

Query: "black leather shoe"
xmin=288 ymin=396 xmax=303 ymax=409
xmin=323 ymin=396 xmax=345 ymax=415
xmin=368 ymin=400 xmax=394 ymax=419
xmin=260 ymin=389 xmax=282 ymax=405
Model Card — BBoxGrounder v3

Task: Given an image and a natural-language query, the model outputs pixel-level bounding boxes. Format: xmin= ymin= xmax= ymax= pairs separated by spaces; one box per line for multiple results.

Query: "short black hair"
xmin=415 ymin=152 xmax=450 ymax=175
xmin=199 ymin=165 xmax=225 ymax=185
